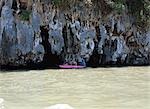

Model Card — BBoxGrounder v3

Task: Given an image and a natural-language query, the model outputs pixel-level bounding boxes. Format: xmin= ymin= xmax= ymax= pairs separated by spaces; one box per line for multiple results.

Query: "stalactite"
xmin=0 ymin=0 xmax=149 ymax=67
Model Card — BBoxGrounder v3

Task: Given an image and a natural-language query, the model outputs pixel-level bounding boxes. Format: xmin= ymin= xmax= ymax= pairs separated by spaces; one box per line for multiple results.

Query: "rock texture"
xmin=0 ymin=0 xmax=149 ymax=67
xmin=0 ymin=0 xmax=44 ymax=66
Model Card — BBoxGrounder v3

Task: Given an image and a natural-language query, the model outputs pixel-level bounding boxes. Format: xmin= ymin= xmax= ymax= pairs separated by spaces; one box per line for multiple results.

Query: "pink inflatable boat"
xmin=59 ymin=65 xmax=86 ymax=69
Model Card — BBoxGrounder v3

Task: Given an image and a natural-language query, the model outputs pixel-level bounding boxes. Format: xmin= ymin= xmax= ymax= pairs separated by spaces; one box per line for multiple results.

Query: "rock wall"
xmin=0 ymin=0 xmax=149 ymax=67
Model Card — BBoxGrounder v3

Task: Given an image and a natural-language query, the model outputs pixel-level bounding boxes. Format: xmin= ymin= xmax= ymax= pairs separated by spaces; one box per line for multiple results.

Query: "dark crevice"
xmin=88 ymin=26 xmax=101 ymax=67
xmin=19 ymin=1 xmax=28 ymax=10
xmin=62 ymin=25 xmax=68 ymax=53
xmin=40 ymin=26 xmax=60 ymax=68
xmin=12 ymin=0 xmax=18 ymax=10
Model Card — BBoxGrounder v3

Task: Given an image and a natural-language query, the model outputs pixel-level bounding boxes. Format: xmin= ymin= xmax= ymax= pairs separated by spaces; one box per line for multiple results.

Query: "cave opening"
xmin=88 ymin=25 xmax=101 ymax=67
xmin=12 ymin=0 xmax=18 ymax=10
xmin=40 ymin=26 xmax=60 ymax=69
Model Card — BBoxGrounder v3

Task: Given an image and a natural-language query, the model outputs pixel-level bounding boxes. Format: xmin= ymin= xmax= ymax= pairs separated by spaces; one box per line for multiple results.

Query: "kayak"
xmin=59 ymin=65 xmax=86 ymax=69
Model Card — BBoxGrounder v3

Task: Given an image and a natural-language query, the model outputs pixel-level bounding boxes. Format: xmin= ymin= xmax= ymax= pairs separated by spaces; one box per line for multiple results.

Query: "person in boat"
xmin=63 ymin=54 xmax=77 ymax=65
xmin=68 ymin=55 xmax=77 ymax=65
xmin=77 ymin=57 xmax=86 ymax=66
xmin=64 ymin=59 xmax=86 ymax=67
xmin=63 ymin=54 xmax=86 ymax=67
xmin=73 ymin=55 xmax=86 ymax=66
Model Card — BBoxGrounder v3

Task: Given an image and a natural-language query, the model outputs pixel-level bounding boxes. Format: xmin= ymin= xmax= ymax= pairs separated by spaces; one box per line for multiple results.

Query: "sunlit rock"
xmin=0 ymin=0 xmax=4 ymax=11
xmin=98 ymin=25 xmax=108 ymax=54
xmin=0 ymin=0 xmax=150 ymax=66
xmin=33 ymin=44 xmax=45 ymax=63
xmin=80 ymin=22 xmax=96 ymax=61
xmin=16 ymin=21 xmax=34 ymax=54
xmin=112 ymin=36 xmax=129 ymax=63
xmin=4 ymin=0 xmax=13 ymax=8
xmin=117 ymin=17 xmax=125 ymax=33
xmin=42 ymin=4 xmax=55 ymax=25
xmin=0 ymin=5 xmax=17 ymax=65
xmin=1 ymin=5 xmax=16 ymax=43
xmin=48 ymin=19 xmax=64 ymax=55
xmin=70 ymin=19 xmax=81 ymax=54
xmin=31 ymin=3 xmax=41 ymax=34
xmin=16 ymin=19 xmax=45 ymax=65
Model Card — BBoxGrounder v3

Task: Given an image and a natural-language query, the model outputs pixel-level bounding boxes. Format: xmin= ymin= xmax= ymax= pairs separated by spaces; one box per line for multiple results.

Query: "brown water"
xmin=0 ymin=67 xmax=150 ymax=109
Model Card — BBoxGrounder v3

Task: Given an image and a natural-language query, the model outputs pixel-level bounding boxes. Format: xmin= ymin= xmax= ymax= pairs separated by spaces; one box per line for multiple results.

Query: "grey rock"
xmin=0 ymin=1 xmax=150 ymax=67
xmin=80 ymin=26 xmax=96 ymax=61
xmin=112 ymin=36 xmax=129 ymax=62
xmin=49 ymin=20 xmax=64 ymax=55
xmin=98 ymin=25 xmax=108 ymax=54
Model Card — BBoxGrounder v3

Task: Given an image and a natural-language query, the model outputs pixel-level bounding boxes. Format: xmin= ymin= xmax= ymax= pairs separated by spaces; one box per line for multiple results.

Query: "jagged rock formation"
xmin=0 ymin=0 xmax=149 ymax=67
xmin=0 ymin=0 xmax=45 ymax=66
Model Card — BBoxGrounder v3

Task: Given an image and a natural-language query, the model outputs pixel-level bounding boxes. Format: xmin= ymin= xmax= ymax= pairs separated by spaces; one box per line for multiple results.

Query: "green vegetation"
xmin=125 ymin=0 xmax=150 ymax=28
xmin=52 ymin=0 xmax=62 ymax=5
xmin=112 ymin=0 xmax=125 ymax=14
xmin=19 ymin=10 xmax=31 ymax=21
xmin=52 ymin=0 xmax=72 ymax=6
xmin=19 ymin=0 xmax=149 ymax=27
xmin=95 ymin=0 xmax=149 ymax=28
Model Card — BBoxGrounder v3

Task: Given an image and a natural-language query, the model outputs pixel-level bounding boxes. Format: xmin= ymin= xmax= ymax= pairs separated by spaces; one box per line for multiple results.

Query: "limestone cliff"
xmin=0 ymin=0 xmax=150 ymax=68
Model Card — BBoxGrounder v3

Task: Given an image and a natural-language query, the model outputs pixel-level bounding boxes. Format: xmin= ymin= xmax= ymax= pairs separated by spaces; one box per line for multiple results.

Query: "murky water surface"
xmin=0 ymin=67 xmax=150 ymax=109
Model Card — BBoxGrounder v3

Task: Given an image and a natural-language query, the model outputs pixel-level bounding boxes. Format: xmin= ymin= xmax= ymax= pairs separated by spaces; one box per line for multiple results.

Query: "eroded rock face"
xmin=80 ymin=23 xmax=96 ymax=61
xmin=0 ymin=0 xmax=149 ymax=67
xmin=0 ymin=5 xmax=17 ymax=65
xmin=0 ymin=1 xmax=45 ymax=66
xmin=98 ymin=25 xmax=108 ymax=55
xmin=49 ymin=19 xmax=64 ymax=55
xmin=111 ymin=36 xmax=129 ymax=63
